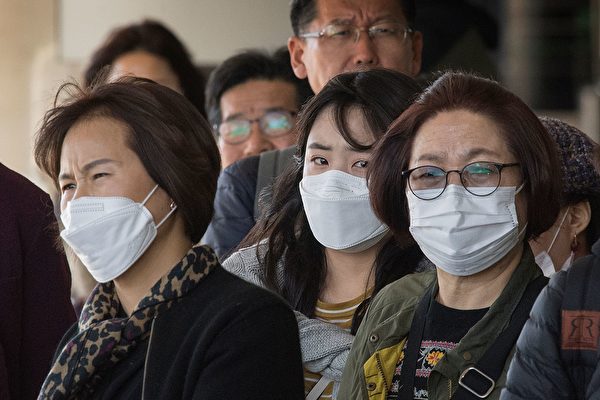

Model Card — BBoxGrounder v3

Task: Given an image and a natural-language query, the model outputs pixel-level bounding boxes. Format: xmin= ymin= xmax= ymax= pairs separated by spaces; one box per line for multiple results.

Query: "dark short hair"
xmin=205 ymin=48 xmax=313 ymax=128
xmin=84 ymin=19 xmax=206 ymax=117
xmin=34 ymin=78 xmax=220 ymax=243
xmin=290 ymin=0 xmax=416 ymax=36
xmin=369 ymin=71 xmax=562 ymax=241
xmin=243 ymin=69 xmax=423 ymax=330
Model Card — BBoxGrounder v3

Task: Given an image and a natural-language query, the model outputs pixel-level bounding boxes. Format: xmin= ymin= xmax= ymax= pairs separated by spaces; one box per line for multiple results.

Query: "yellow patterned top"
xmin=304 ymin=289 xmax=373 ymax=399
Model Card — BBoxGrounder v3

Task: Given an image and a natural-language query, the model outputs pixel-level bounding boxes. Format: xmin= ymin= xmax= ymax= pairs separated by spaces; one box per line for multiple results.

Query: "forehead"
xmin=109 ymin=50 xmax=180 ymax=91
xmin=60 ymin=116 xmax=135 ymax=167
xmin=307 ymin=106 xmax=375 ymax=148
xmin=220 ymin=79 xmax=298 ymax=118
xmin=410 ymin=110 xmax=513 ymax=165
xmin=314 ymin=0 xmax=406 ymax=24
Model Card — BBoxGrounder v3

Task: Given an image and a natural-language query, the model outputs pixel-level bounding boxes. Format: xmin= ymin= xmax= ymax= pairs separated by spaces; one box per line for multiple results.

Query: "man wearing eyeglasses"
xmin=206 ymin=49 xmax=312 ymax=168
xmin=288 ymin=0 xmax=422 ymax=93
xmin=204 ymin=0 xmax=423 ymax=259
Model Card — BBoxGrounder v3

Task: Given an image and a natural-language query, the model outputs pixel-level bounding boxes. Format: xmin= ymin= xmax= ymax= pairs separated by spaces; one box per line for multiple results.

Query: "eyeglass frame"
xmin=401 ymin=161 xmax=521 ymax=200
xmin=298 ymin=21 xmax=414 ymax=44
xmin=214 ymin=109 xmax=297 ymax=145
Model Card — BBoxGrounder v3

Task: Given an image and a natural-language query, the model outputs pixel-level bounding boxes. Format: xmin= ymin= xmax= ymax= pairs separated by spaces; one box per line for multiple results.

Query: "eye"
xmin=412 ymin=166 xmax=445 ymax=180
xmin=353 ymin=160 xmax=368 ymax=168
xmin=370 ymin=23 xmax=399 ymax=36
xmin=311 ymin=156 xmax=328 ymax=166
xmin=92 ymin=172 xmax=109 ymax=180
xmin=61 ymin=182 xmax=76 ymax=193
xmin=325 ymin=25 xmax=353 ymax=38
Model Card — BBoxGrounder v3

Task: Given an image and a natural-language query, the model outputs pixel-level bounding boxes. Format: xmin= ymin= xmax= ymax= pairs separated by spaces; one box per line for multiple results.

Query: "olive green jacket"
xmin=339 ymin=248 xmax=541 ymax=400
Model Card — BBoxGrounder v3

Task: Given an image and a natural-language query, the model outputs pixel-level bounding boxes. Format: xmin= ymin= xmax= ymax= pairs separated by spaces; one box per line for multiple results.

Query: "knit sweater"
xmin=223 ymin=242 xmax=433 ymax=398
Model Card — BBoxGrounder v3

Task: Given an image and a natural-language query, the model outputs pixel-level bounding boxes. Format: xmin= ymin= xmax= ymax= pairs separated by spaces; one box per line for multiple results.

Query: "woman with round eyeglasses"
xmin=339 ymin=72 xmax=563 ymax=400
xmin=223 ymin=69 xmax=429 ymax=399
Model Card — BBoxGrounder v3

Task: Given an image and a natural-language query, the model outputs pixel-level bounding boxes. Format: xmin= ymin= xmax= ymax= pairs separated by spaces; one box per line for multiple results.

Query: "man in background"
xmin=204 ymin=0 xmax=422 ymax=258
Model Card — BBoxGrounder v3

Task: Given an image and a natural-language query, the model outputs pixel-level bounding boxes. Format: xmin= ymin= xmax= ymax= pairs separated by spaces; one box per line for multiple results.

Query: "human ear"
xmin=569 ymin=200 xmax=592 ymax=236
xmin=409 ymin=31 xmax=424 ymax=77
xmin=288 ymin=36 xmax=308 ymax=80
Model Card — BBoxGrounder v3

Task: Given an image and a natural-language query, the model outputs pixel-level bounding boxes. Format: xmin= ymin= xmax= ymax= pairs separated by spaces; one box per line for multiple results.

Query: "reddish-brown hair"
xmin=368 ymin=71 xmax=562 ymax=240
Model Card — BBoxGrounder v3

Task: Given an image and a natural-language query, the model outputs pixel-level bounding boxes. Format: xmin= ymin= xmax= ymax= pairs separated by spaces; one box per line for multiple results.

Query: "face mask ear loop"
xmin=141 ymin=184 xmax=160 ymax=205
xmin=156 ymin=204 xmax=177 ymax=229
xmin=515 ymin=181 xmax=526 ymax=195
xmin=546 ymin=206 xmax=570 ymax=254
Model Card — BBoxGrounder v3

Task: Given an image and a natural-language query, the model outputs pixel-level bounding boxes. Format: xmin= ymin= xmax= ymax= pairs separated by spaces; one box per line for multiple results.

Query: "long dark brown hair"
xmin=242 ymin=69 xmax=423 ymax=333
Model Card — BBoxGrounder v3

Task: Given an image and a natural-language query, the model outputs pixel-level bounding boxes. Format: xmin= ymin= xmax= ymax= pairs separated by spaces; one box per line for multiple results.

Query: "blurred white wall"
xmin=1 ymin=0 xmax=292 ymax=189
xmin=60 ymin=0 xmax=292 ymax=64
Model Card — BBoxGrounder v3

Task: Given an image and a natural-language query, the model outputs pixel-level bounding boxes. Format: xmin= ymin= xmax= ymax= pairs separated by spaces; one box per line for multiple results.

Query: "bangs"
xmin=330 ymin=103 xmax=377 ymax=151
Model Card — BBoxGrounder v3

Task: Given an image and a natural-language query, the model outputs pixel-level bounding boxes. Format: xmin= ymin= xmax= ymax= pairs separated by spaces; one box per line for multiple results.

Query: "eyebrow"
xmin=327 ymin=15 xmax=401 ymax=26
xmin=58 ymin=158 xmax=120 ymax=181
xmin=307 ymin=142 xmax=372 ymax=153
xmin=307 ymin=142 xmax=332 ymax=151
xmin=223 ymin=107 xmax=291 ymax=122
xmin=415 ymin=147 xmax=502 ymax=164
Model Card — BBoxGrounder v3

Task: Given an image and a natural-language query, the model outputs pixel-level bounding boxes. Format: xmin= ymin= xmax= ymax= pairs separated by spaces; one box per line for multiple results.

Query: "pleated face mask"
xmin=407 ymin=183 xmax=526 ymax=276
xmin=299 ymin=170 xmax=389 ymax=253
xmin=60 ymin=185 xmax=177 ymax=283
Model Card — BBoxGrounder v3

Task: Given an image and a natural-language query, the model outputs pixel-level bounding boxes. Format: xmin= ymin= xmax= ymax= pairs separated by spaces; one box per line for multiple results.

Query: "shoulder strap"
xmin=454 ymin=275 xmax=548 ymax=399
xmin=397 ymin=284 xmax=436 ymax=399
xmin=305 ymin=376 xmax=332 ymax=400
xmin=560 ymin=253 xmax=600 ymax=372
xmin=254 ymin=146 xmax=296 ymax=220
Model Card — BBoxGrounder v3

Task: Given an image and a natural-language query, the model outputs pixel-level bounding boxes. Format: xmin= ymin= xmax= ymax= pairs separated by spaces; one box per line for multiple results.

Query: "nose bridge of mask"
xmin=62 ymin=196 xmax=136 ymax=230
xmin=301 ymin=170 xmax=369 ymax=199
xmin=409 ymin=184 xmax=517 ymax=226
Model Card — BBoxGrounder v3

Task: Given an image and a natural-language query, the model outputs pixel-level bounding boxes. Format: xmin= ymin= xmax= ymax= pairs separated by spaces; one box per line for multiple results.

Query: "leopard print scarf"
xmin=39 ymin=245 xmax=219 ymax=399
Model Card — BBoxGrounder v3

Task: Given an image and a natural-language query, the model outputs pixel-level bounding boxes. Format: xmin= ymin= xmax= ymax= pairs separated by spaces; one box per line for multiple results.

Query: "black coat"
xmin=54 ymin=265 xmax=305 ymax=399
xmin=502 ymin=240 xmax=600 ymax=399
xmin=0 ymin=163 xmax=75 ymax=400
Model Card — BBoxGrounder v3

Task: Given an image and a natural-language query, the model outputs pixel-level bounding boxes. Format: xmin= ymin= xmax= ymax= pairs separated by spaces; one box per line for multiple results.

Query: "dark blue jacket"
xmin=502 ymin=240 xmax=600 ymax=399
xmin=203 ymin=156 xmax=259 ymax=260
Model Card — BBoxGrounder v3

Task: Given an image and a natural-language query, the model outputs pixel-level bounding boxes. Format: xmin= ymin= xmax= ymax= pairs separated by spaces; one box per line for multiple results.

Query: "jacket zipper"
xmin=448 ymin=378 xmax=452 ymax=399
xmin=141 ymin=316 xmax=157 ymax=400
xmin=375 ymin=353 xmax=389 ymax=395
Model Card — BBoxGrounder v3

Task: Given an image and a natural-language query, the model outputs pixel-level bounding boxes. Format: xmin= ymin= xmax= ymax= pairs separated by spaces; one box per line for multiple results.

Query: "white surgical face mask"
xmin=299 ymin=170 xmax=389 ymax=253
xmin=534 ymin=207 xmax=573 ymax=277
xmin=60 ymin=185 xmax=177 ymax=283
xmin=408 ymin=184 xmax=526 ymax=276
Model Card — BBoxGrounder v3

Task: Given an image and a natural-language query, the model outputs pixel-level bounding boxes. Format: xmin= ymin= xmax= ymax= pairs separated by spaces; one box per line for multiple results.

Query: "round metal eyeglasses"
xmin=401 ymin=161 xmax=521 ymax=200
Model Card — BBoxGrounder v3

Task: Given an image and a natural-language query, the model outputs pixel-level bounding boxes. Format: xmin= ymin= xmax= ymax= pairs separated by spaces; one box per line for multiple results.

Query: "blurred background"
xmin=1 ymin=0 xmax=598 ymax=189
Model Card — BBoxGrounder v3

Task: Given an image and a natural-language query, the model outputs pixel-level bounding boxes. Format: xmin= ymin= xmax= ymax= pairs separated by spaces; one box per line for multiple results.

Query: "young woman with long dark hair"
xmin=223 ymin=69 xmax=428 ymax=399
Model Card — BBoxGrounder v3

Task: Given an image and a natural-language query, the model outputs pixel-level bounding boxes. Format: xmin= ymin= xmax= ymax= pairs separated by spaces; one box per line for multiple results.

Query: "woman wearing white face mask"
xmin=529 ymin=117 xmax=600 ymax=277
xmin=222 ymin=69 xmax=430 ymax=399
xmin=339 ymin=72 xmax=563 ymax=400
xmin=33 ymin=78 xmax=304 ymax=399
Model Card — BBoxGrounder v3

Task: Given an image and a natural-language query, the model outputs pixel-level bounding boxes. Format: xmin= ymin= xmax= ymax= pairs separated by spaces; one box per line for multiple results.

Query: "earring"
xmin=571 ymin=233 xmax=579 ymax=252
xmin=169 ymin=200 xmax=176 ymax=210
